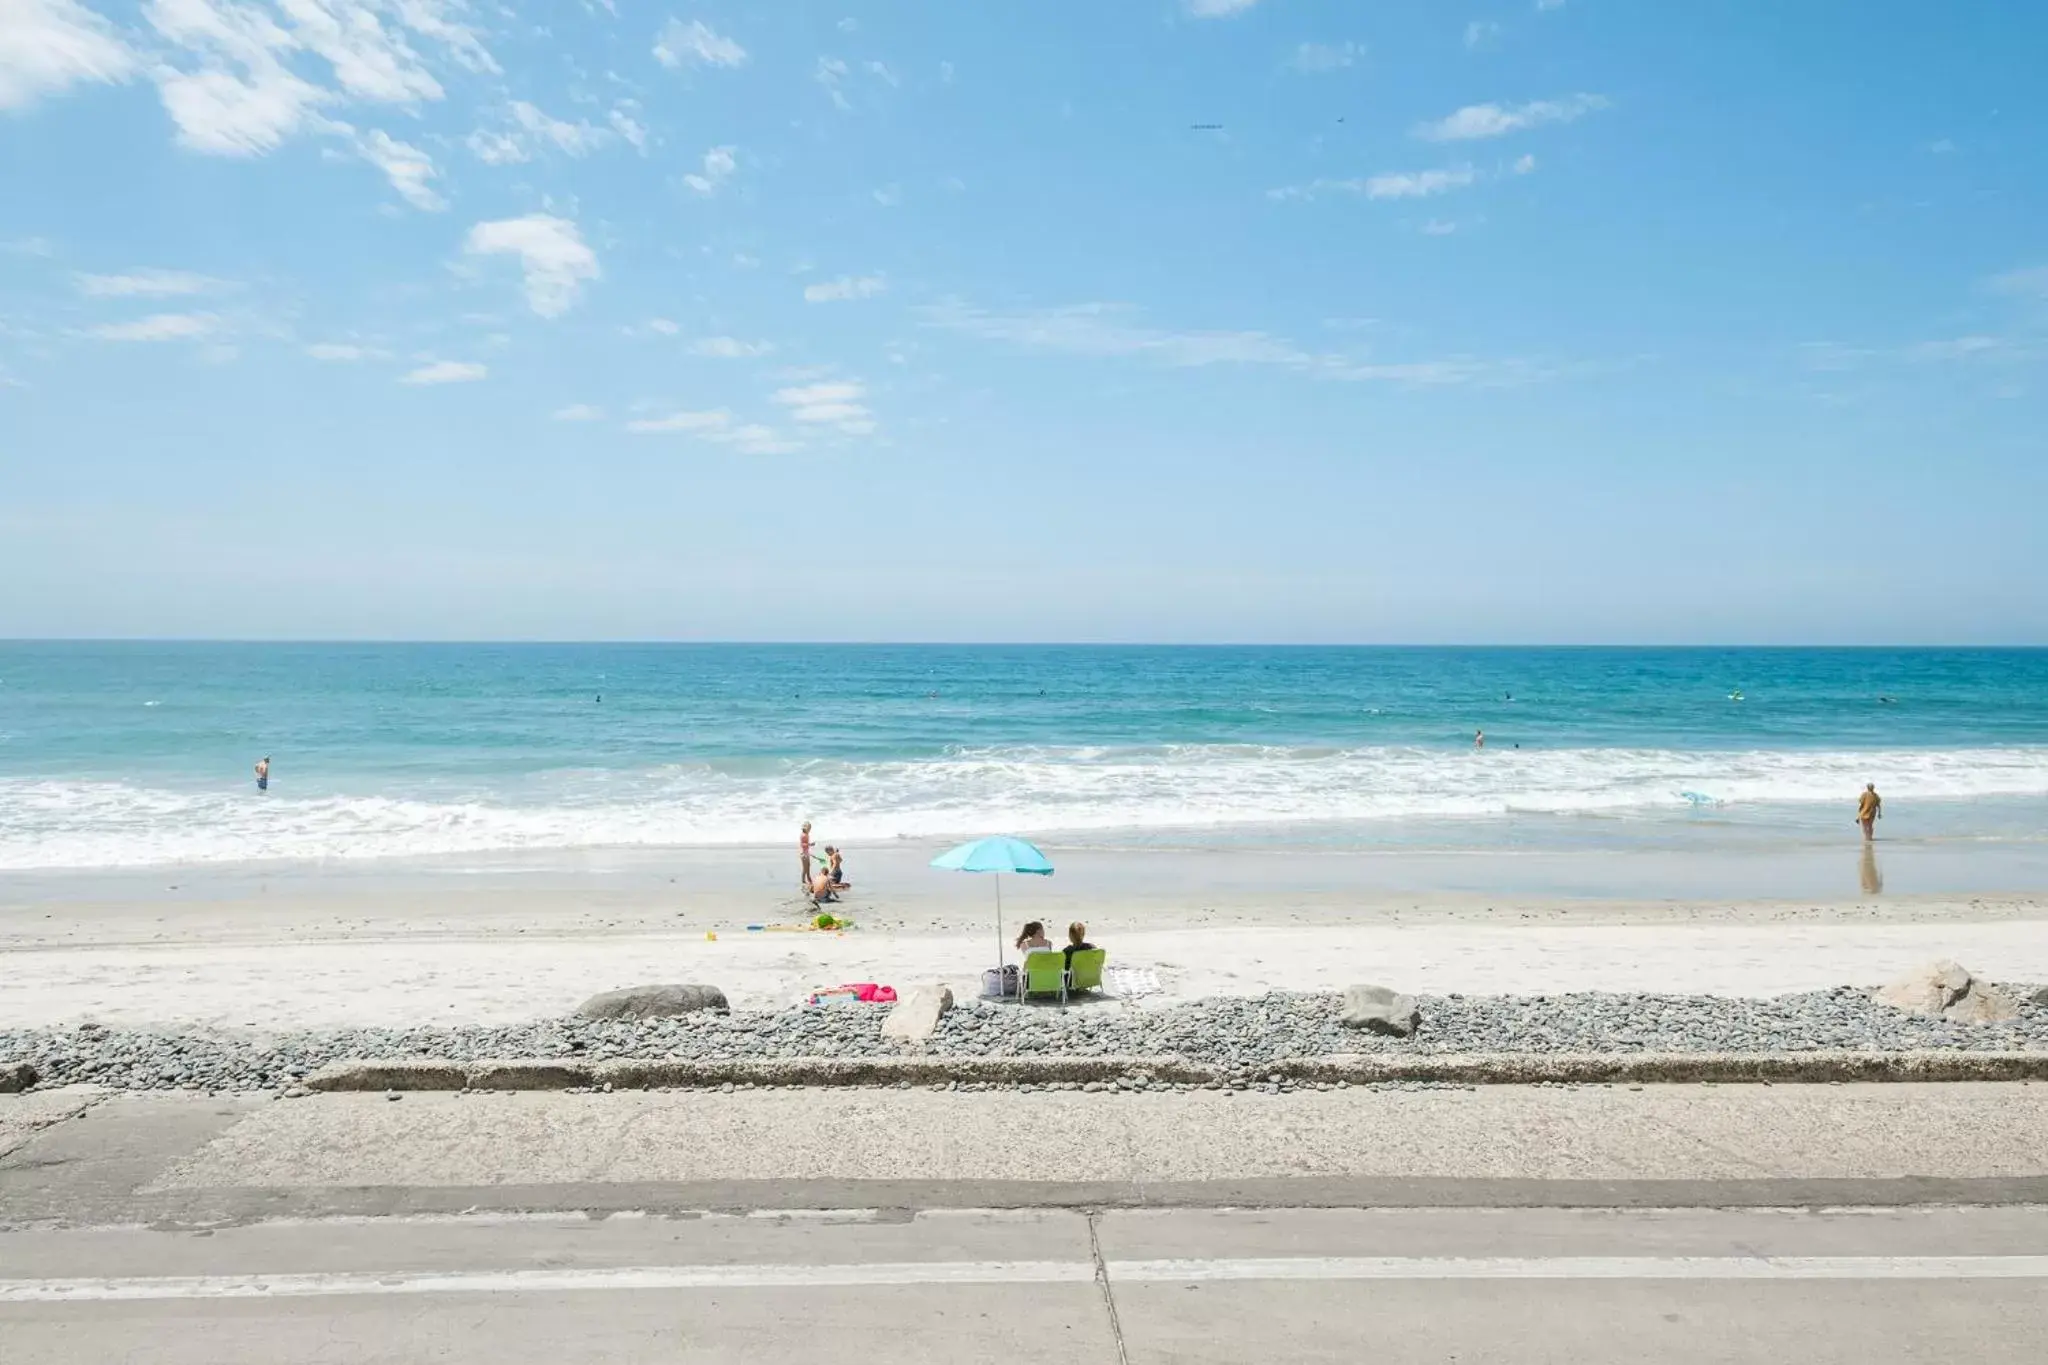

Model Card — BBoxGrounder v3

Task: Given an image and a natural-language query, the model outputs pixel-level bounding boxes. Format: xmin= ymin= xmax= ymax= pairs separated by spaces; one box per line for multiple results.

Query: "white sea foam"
xmin=3 ymin=744 xmax=2046 ymax=870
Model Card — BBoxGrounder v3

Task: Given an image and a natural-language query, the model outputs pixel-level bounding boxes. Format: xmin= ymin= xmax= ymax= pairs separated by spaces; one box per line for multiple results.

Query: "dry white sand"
xmin=4 ymin=844 xmax=2044 ymax=1030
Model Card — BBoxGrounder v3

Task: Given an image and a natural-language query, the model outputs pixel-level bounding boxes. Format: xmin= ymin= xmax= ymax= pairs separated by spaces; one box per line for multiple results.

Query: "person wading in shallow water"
xmin=1857 ymin=784 xmax=1882 ymax=840
xmin=798 ymin=821 xmax=814 ymax=890
xmin=254 ymin=756 xmax=270 ymax=792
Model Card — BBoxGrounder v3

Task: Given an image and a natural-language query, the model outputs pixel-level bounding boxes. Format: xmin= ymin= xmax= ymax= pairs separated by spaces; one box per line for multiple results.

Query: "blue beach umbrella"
xmin=930 ymin=836 xmax=1054 ymax=985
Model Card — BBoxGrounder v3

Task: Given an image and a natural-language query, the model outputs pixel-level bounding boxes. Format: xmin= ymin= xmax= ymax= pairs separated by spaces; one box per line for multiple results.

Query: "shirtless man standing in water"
xmin=1857 ymin=783 xmax=1882 ymax=840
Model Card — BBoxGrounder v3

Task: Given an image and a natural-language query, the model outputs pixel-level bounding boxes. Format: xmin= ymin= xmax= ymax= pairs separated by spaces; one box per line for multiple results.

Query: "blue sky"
xmin=2 ymin=0 xmax=2044 ymax=643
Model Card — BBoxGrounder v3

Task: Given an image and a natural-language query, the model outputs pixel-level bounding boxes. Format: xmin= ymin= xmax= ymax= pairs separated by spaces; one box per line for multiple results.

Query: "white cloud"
xmin=609 ymin=105 xmax=646 ymax=151
xmin=645 ymin=318 xmax=680 ymax=335
xmin=305 ymin=341 xmax=376 ymax=360
xmin=139 ymin=0 xmax=496 ymax=157
xmin=75 ymin=269 xmax=219 ymax=297
xmin=467 ymin=100 xmax=611 ymax=164
xmin=773 ymin=378 xmax=872 ymax=429
xmin=1184 ymin=0 xmax=1259 ymax=15
xmin=88 ymin=311 xmax=221 ymax=341
xmin=1289 ymin=41 xmax=1360 ymax=72
xmin=1414 ymin=93 xmax=1608 ymax=141
xmin=653 ymin=17 xmax=744 ymax=68
xmin=627 ymin=406 xmax=804 ymax=452
xmin=872 ymin=183 xmax=900 ymax=207
xmin=463 ymin=213 xmax=599 ymax=318
xmin=682 ymin=143 xmax=735 ymax=195
xmin=360 ymin=129 xmax=443 ymax=209
xmin=0 ymin=0 xmax=137 ymax=111
xmin=1367 ymin=166 xmax=1477 ymax=198
xmin=625 ymin=408 xmax=731 ymax=433
xmin=552 ymin=402 xmax=604 ymax=421
xmin=1536 ymin=0 xmax=1566 ymax=10
xmin=864 ymin=59 xmax=896 ymax=86
xmin=1512 ymin=152 xmax=1537 ymax=174
xmin=922 ymin=299 xmax=1547 ymax=388
xmin=804 ymin=274 xmax=885 ymax=303
xmin=400 ymin=359 xmax=485 ymax=384
xmin=1463 ymin=20 xmax=1502 ymax=48
xmin=707 ymin=422 xmax=800 ymax=454
xmin=1927 ymin=137 xmax=1956 ymax=155
xmin=1270 ymin=167 xmax=1477 ymax=201
xmin=691 ymin=336 xmax=772 ymax=358
xmin=1422 ymin=219 xmax=1458 ymax=236
xmin=922 ymin=301 xmax=1308 ymax=368
xmin=814 ymin=55 xmax=849 ymax=110
xmin=1987 ymin=265 xmax=2048 ymax=299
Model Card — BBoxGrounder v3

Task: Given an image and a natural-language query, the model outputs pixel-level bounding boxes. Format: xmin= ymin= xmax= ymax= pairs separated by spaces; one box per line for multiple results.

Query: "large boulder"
xmin=2028 ymin=985 xmax=2048 ymax=1008
xmin=1340 ymin=984 xmax=1421 ymax=1037
xmin=0 ymin=1061 xmax=37 ymax=1094
xmin=576 ymin=984 xmax=728 ymax=1020
xmin=1874 ymin=961 xmax=2016 ymax=1024
xmin=881 ymin=984 xmax=955 ymax=1043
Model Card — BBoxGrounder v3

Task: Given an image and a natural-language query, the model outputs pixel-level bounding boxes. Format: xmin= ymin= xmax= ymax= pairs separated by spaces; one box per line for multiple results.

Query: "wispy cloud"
xmin=1289 ymin=41 xmax=1361 ymax=72
xmin=1987 ymin=265 xmax=2048 ymax=300
xmin=814 ymin=55 xmax=850 ymax=110
xmin=683 ymin=144 xmax=736 ymax=195
xmin=626 ymin=407 xmax=800 ymax=452
xmin=463 ymin=214 xmax=599 ymax=318
xmin=773 ymin=378 xmax=874 ymax=433
xmin=467 ymin=101 xmax=614 ymax=165
xmin=401 ymin=359 xmax=486 ymax=384
xmin=691 ymin=336 xmax=773 ymax=358
xmin=139 ymin=0 xmax=496 ymax=160
xmin=923 ymin=299 xmax=1558 ymax=387
xmin=87 ymin=312 xmax=219 ymax=341
xmin=1184 ymin=0 xmax=1260 ymax=16
xmin=1269 ymin=166 xmax=1477 ymax=202
xmin=359 ymin=130 xmax=444 ymax=211
xmin=75 ymin=269 xmax=219 ymax=298
xmin=804 ymin=274 xmax=886 ymax=303
xmin=305 ymin=342 xmax=385 ymax=361
xmin=653 ymin=18 xmax=745 ymax=69
xmin=626 ymin=409 xmax=731 ymax=433
xmin=1513 ymin=153 xmax=1537 ymax=175
xmin=0 ymin=0 xmax=135 ymax=112
xmin=1414 ymin=93 xmax=1609 ymax=141
xmin=1464 ymin=20 xmax=1503 ymax=49
xmin=552 ymin=403 xmax=605 ymax=421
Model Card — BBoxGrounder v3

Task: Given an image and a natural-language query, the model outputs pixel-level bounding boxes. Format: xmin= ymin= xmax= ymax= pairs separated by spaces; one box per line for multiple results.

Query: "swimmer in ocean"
xmin=254 ymin=756 xmax=270 ymax=792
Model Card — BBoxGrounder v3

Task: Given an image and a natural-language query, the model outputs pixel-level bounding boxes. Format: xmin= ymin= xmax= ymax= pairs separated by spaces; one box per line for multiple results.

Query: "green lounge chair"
xmin=1020 ymin=947 xmax=1108 ymax=1005
xmin=1066 ymin=948 xmax=1106 ymax=998
xmin=1021 ymin=950 xmax=1067 ymax=1002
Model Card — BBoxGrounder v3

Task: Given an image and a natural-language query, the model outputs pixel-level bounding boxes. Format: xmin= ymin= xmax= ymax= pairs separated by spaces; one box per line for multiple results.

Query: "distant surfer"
xmin=1856 ymin=784 xmax=1882 ymax=840
xmin=254 ymin=756 xmax=270 ymax=792
xmin=1474 ymin=729 xmax=1485 ymax=750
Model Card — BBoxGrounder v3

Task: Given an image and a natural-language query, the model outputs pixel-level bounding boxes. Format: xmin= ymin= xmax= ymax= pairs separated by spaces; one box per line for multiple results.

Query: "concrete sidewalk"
xmin=6 ymin=1081 xmax=2048 ymax=1228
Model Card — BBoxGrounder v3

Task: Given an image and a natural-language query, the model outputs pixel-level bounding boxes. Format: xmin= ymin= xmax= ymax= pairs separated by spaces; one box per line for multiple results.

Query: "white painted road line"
xmin=9 ymin=1256 xmax=2048 ymax=1303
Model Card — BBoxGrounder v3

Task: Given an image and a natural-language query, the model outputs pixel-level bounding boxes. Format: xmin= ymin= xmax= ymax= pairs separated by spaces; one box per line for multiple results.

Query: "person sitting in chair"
xmin=1062 ymin=921 xmax=1095 ymax=965
xmin=1015 ymin=921 xmax=1051 ymax=952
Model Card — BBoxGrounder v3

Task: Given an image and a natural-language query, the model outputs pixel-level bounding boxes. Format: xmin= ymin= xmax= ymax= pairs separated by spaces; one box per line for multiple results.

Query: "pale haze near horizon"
xmin=1 ymin=1 xmax=2044 ymax=645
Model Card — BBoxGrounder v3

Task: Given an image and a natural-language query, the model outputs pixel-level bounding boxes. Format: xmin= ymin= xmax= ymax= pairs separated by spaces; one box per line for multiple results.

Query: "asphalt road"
xmin=7 ymin=1206 xmax=2048 ymax=1363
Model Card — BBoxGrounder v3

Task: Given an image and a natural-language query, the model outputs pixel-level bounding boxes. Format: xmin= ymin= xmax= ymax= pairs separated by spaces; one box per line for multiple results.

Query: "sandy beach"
xmin=5 ymin=842 xmax=2045 ymax=1030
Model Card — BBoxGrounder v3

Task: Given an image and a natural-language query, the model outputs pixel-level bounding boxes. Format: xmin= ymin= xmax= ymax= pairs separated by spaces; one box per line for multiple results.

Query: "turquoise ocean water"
xmin=1 ymin=644 xmax=2045 ymax=871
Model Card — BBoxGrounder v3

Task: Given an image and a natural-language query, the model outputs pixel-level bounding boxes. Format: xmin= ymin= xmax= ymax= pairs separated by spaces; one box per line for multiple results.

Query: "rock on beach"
xmin=1340 ymin=984 xmax=1421 ymax=1037
xmin=1874 ymin=960 xmax=2017 ymax=1024
xmin=576 ymin=984 xmax=729 ymax=1020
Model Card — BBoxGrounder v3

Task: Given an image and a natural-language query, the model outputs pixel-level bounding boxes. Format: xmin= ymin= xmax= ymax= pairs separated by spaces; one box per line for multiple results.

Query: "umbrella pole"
xmin=994 ymin=872 xmax=1004 ymax=992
